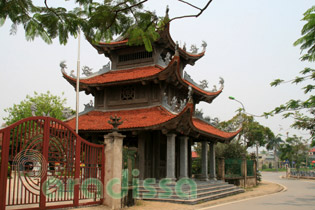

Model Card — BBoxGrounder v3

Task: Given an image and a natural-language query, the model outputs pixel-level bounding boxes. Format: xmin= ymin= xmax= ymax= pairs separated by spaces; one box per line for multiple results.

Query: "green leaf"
xmin=303 ymin=85 xmax=315 ymax=93
xmin=0 ymin=18 xmax=5 ymax=27
xmin=270 ymin=79 xmax=284 ymax=87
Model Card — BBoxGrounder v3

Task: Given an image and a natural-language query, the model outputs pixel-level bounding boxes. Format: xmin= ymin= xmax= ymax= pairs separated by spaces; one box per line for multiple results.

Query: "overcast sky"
xmin=0 ymin=0 xmax=313 ymax=144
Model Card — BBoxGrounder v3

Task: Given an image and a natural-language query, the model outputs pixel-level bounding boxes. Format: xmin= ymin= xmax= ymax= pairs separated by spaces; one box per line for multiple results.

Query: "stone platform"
xmin=136 ymin=180 xmax=244 ymax=205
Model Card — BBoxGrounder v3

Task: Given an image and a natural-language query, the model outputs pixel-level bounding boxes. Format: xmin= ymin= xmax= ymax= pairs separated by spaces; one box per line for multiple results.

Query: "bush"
xmin=262 ymin=164 xmax=268 ymax=170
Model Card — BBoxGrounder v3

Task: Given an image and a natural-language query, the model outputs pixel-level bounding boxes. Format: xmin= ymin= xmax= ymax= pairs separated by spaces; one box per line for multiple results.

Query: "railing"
xmin=247 ymin=160 xmax=254 ymax=176
xmin=225 ymin=159 xmax=242 ymax=178
xmin=290 ymin=169 xmax=315 ymax=178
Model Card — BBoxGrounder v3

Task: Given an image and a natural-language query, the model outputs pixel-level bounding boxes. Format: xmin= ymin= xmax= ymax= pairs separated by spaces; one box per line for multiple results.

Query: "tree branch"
xmin=44 ymin=0 xmax=64 ymax=22
xmin=169 ymin=0 xmax=213 ymax=22
xmin=178 ymin=0 xmax=202 ymax=10
xmin=106 ymin=0 xmax=148 ymax=31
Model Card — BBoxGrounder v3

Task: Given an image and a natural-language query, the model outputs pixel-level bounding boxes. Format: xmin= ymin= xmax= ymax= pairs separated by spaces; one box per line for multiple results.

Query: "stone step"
xmin=138 ymin=183 xmax=233 ymax=195
xmin=138 ymin=188 xmax=244 ymax=204
xmin=137 ymin=181 xmax=229 ymax=192
xmin=137 ymin=183 xmax=242 ymax=201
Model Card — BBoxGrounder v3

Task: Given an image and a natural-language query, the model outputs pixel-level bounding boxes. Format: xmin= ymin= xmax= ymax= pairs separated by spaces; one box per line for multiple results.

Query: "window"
xmin=121 ymin=86 xmax=135 ymax=100
xmin=118 ymin=51 xmax=153 ymax=63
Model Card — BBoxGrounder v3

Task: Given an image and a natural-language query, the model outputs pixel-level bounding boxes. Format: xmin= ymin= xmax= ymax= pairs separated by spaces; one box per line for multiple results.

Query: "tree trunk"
xmin=256 ymin=144 xmax=259 ymax=170
xmin=274 ymin=147 xmax=278 ymax=172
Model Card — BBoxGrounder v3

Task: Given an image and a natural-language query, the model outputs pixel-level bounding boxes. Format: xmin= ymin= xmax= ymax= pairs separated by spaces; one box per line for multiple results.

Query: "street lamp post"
xmin=228 ymin=96 xmax=245 ymax=112
xmin=229 ymin=96 xmax=260 ymax=170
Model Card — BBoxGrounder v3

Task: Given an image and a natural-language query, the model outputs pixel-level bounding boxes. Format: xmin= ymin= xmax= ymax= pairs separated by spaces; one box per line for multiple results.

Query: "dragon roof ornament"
xmin=60 ymin=61 xmax=111 ymax=79
xmin=183 ymin=72 xmax=224 ymax=92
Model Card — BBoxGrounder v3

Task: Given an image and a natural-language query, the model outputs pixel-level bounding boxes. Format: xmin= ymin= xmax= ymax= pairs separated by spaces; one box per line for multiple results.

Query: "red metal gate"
xmin=0 ymin=117 xmax=105 ymax=210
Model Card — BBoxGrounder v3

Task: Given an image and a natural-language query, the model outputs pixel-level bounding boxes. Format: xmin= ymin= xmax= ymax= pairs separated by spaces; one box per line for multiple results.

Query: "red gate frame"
xmin=0 ymin=116 xmax=105 ymax=210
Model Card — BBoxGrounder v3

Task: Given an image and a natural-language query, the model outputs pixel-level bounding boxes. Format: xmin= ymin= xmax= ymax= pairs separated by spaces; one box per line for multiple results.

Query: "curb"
xmin=195 ymin=181 xmax=286 ymax=210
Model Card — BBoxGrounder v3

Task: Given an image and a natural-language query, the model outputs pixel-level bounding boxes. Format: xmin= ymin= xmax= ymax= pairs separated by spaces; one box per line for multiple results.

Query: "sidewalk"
xmin=73 ymin=180 xmax=284 ymax=210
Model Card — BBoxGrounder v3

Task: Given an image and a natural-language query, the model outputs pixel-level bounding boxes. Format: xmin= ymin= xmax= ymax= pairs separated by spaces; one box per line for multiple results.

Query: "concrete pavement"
xmin=73 ymin=172 xmax=286 ymax=210
xmin=201 ymin=172 xmax=315 ymax=210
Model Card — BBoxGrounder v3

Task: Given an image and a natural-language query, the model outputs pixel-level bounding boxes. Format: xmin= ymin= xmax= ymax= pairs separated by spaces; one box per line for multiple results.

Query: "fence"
xmin=225 ymin=159 xmax=242 ymax=178
xmin=217 ymin=158 xmax=257 ymax=188
xmin=289 ymin=168 xmax=315 ymax=179
xmin=247 ymin=160 xmax=254 ymax=176
xmin=0 ymin=116 xmax=105 ymax=210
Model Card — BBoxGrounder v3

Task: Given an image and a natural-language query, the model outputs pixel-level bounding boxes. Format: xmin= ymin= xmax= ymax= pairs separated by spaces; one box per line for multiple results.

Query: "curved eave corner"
xmin=191 ymin=117 xmax=242 ymax=142
xmin=61 ymin=54 xmax=182 ymax=88
xmin=160 ymin=23 xmax=205 ymax=63
xmin=173 ymin=55 xmax=223 ymax=103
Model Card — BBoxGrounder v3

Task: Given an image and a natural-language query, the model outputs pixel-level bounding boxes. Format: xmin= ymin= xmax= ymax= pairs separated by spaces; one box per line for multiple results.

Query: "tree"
xmin=0 ymin=0 xmax=213 ymax=51
xmin=265 ymin=6 xmax=315 ymax=144
xmin=220 ymin=113 xmax=274 ymax=149
xmin=3 ymin=91 xmax=74 ymax=125
xmin=266 ymin=135 xmax=283 ymax=172
xmin=279 ymin=135 xmax=308 ymax=169
xmin=215 ymin=141 xmax=247 ymax=160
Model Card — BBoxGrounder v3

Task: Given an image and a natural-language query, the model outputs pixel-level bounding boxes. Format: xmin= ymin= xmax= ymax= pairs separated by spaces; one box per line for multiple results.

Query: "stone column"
xmin=209 ymin=141 xmax=217 ymax=180
xmin=188 ymin=139 xmax=192 ymax=178
xmin=103 ymin=131 xmax=125 ymax=209
xmin=200 ymin=140 xmax=208 ymax=181
xmin=179 ymin=136 xmax=189 ymax=179
xmin=138 ymin=133 xmax=146 ymax=180
xmin=166 ymin=133 xmax=176 ymax=180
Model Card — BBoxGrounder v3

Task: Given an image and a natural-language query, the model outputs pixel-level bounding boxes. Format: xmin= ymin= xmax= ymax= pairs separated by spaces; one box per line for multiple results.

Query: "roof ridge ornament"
xmin=84 ymin=100 xmax=94 ymax=111
xmin=190 ymin=44 xmax=199 ymax=54
xmin=188 ymin=86 xmax=193 ymax=103
xmin=201 ymin=41 xmax=207 ymax=52
xmin=175 ymin=42 xmax=179 ymax=56
xmin=82 ymin=66 xmax=93 ymax=76
xmin=183 ymin=72 xmax=224 ymax=92
xmin=61 ymin=61 xmax=111 ymax=79
xmin=108 ymin=115 xmax=124 ymax=131
xmin=162 ymin=93 xmax=187 ymax=113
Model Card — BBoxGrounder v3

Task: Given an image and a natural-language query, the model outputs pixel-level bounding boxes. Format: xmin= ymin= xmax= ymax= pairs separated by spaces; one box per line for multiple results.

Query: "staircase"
xmin=137 ymin=180 xmax=244 ymax=205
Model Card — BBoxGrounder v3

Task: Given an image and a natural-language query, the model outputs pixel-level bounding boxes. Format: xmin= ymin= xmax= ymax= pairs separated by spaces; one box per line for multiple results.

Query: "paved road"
xmin=200 ymin=172 xmax=315 ymax=210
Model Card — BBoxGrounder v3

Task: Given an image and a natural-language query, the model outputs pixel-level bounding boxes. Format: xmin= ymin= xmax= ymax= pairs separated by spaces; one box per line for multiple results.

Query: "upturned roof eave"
xmin=89 ymin=24 xmax=205 ymax=63
xmin=65 ymin=104 xmax=240 ymax=143
xmin=61 ymin=56 xmax=179 ymax=89
xmin=171 ymin=55 xmax=223 ymax=103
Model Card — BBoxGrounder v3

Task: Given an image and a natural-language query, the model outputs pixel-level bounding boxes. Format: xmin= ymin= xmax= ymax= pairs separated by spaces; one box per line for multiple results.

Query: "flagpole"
xmin=75 ymin=30 xmax=81 ymax=134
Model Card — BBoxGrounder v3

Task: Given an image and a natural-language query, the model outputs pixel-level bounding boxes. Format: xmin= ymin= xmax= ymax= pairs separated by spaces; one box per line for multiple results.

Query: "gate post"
xmin=0 ymin=130 xmax=10 ymax=210
xmin=103 ymin=131 xmax=125 ymax=209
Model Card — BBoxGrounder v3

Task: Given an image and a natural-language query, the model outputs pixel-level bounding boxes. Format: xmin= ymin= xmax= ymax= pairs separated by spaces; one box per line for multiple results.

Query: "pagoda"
xmin=61 ymin=24 xmax=241 ymax=184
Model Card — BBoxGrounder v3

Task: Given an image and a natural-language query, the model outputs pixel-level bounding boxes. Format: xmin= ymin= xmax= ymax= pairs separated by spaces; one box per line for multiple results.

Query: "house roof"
xmin=192 ymin=151 xmax=199 ymax=158
xmin=309 ymin=148 xmax=315 ymax=153
xmin=192 ymin=118 xmax=241 ymax=140
xmin=65 ymin=105 xmax=240 ymax=141
xmin=92 ymin=24 xmax=205 ymax=64
xmin=62 ymin=65 xmax=164 ymax=86
xmin=62 ymin=55 xmax=222 ymax=103
xmin=65 ymin=106 xmax=177 ymax=131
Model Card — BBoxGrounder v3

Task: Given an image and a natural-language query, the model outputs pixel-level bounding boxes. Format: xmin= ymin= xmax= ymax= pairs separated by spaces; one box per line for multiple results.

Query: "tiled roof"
xmin=65 ymin=106 xmax=176 ymax=131
xmin=172 ymin=56 xmax=222 ymax=97
xmin=192 ymin=118 xmax=241 ymax=140
xmin=65 ymin=105 xmax=240 ymax=141
xmin=63 ymin=65 xmax=163 ymax=85
xmin=98 ymin=40 xmax=128 ymax=45
xmin=183 ymin=80 xmax=223 ymax=96
xmin=310 ymin=148 xmax=315 ymax=153
xmin=192 ymin=151 xmax=199 ymax=158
